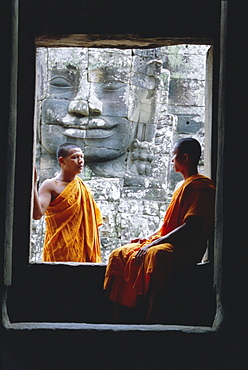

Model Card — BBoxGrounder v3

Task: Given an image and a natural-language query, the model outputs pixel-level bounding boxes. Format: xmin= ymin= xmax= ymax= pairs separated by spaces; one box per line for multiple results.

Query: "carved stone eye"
xmin=101 ymin=81 xmax=124 ymax=92
xmin=50 ymin=77 xmax=72 ymax=88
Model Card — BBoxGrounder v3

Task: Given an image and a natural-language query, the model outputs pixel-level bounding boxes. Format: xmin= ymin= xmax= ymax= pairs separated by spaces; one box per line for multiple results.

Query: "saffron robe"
xmin=43 ymin=176 xmax=102 ymax=263
xmin=104 ymin=174 xmax=215 ymax=307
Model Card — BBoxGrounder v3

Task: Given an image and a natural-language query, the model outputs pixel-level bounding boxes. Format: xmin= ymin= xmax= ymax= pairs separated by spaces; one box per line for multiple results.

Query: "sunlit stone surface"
xmin=31 ymin=45 xmax=209 ymax=263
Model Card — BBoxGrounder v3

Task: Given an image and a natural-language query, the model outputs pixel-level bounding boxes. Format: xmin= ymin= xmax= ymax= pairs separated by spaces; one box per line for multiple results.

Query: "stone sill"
xmin=3 ymin=321 xmax=214 ymax=334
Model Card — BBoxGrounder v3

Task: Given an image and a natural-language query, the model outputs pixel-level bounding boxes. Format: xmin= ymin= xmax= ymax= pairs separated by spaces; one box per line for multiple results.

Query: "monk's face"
xmin=60 ymin=148 xmax=84 ymax=174
xmin=171 ymin=145 xmax=185 ymax=173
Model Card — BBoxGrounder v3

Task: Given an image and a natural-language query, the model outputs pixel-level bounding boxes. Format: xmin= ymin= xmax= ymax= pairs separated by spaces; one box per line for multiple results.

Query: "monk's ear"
xmin=58 ymin=157 xmax=64 ymax=166
xmin=183 ymin=153 xmax=189 ymax=162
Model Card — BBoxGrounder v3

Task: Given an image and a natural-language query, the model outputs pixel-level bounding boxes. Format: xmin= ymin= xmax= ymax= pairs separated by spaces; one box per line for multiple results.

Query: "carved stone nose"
xmin=68 ymin=100 xmax=89 ymax=116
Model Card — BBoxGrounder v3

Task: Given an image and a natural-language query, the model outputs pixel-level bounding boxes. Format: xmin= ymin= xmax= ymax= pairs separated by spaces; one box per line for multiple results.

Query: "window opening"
xmin=30 ymin=44 xmax=211 ymax=264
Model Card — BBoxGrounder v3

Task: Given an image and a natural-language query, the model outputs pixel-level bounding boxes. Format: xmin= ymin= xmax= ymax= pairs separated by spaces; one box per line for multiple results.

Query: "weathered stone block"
xmin=177 ymin=115 xmax=204 ymax=134
xmin=97 ymin=201 xmax=120 ymax=238
xmin=131 ymin=55 xmax=162 ymax=76
xmin=133 ymin=48 xmax=161 ymax=59
xmin=122 ymin=186 xmax=167 ymax=201
xmin=88 ymin=48 xmax=132 ymax=84
xmin=118 ymin=199 xmax=144 ymax=214
xmin=100 ymin=237 xmax=122 ymax=263
xmin=169 ymin=78 xmax=205 ymax=107
xmin=86 ymin=178 xmax=122 ymax=201
xmin=128 ymin=85 xmax=158 ymax=124
xmin=120 ymin=213 xmax=161 ymax=243
xmin=118 ymin=199 xmax=160 ymax=216
xmin=30 ymin=218 xmax=46 ymax=262
xmin=48 ymin=47 xmax=88 ymax=70
xmin=162 ymin=44 xmax=209 ymax=79
xmin=151 ymin=153 xmax=170 ymax=179
xmin=168 ymin=105 xmax=205 ymax=117
xmin=36 ymin=48 xmax=48 ymax=100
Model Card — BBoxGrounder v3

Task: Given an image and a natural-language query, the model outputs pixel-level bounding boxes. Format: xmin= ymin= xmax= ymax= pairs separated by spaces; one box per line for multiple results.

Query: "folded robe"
xmin=104 ymin=174 xmax=215 ymax=307
xmin=43 ymin=176 xmax=102 ymax=262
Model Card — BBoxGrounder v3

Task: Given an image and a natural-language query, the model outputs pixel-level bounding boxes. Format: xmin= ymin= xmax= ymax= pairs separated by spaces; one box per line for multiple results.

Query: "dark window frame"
xmin=2 ymin=1 xmax=225 ymax=333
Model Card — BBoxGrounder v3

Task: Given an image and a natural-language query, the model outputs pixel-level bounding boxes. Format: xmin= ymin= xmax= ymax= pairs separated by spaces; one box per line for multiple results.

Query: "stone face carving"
xmin=31 ymin=45 xmax=209 ymax=263
xmin=38 ymin=48 xmax=165 ymax=179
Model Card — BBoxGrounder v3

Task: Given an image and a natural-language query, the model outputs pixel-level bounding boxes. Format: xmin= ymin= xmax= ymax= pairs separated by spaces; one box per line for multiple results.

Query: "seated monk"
xmin=33 ymin=143 xmax=102 ymax=262
xmin=103 ymin=138 xmax=215 ymax=323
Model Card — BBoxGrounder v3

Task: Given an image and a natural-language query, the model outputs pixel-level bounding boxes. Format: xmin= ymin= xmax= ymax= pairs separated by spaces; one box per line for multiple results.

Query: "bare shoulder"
xmin=40 ymin=176 xmax=69 ymax=200
xmin=39 ymin=178 xmax=57 ymax=193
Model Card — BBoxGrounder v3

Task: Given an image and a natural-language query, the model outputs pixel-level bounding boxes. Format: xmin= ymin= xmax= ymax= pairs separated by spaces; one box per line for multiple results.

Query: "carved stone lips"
xmin=63 ymin=127 xmax=115 ymax=139
xmin=60 ymin=118 xmax=117 ymax=139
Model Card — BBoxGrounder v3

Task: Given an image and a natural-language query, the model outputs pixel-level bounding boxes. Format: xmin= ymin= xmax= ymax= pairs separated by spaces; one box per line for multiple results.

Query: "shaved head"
xmin=56 ymin=143 xmax=82 ymax=159
xmin=174 ymin=138 xmax=201 ymax=166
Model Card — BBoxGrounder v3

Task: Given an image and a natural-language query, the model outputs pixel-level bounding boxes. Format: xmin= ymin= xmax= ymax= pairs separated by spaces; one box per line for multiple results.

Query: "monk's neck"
xmin=182 ymin=168 xmax=198 ymax=180
xmin=57 ymin=172 xmax=77 ymax=183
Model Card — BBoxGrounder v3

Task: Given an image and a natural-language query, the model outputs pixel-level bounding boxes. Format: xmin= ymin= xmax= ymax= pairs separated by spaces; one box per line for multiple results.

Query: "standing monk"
xmin=103 ymin=138 xmax=215 ymax=321
xmin=33 ymin=143 xmax=102 ymax=263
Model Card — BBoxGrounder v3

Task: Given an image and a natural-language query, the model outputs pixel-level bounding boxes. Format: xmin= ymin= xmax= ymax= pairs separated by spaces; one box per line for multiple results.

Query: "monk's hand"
xmin=34 ymin=166 xmax=39 ymax=184
xmin=134 ymin=245 xmax=150 ymax=266
xmin=134 ymin=237 xmax=166 ymax=266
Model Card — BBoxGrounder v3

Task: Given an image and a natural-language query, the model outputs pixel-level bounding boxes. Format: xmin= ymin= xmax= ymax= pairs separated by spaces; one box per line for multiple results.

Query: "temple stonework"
xmin=31 ymin=44 xmax=209 ymax=263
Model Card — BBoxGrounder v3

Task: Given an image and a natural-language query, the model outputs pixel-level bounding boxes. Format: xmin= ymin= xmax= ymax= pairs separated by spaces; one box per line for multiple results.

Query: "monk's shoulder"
xmin=41 ymin=177 xmax=56 ymax=189
xmin=39 ymin=178 xmax=65 ymax=201
xmin=183 ymin=177 xmax=215 ymax=198
xmin=39 ymin=178 xmax=56 ymax=191
xmin=77 ymin=177 xmax=91 ymax=191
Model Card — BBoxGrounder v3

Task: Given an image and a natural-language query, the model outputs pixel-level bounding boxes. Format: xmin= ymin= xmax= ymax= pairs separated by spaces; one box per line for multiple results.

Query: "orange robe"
xmin=104 ymin=174 xmax=215 ymax=307
xmin=43 ymin=176 xmax=102 ymax=262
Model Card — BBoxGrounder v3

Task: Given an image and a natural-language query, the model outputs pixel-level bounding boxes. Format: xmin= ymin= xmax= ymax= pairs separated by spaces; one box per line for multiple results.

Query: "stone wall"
xmin=30 ymin=44 xmax=209 ymax=263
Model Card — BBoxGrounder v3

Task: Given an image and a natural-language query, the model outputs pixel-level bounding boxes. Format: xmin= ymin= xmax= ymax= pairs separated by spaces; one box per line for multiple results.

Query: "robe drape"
xmin=104 ymin=174 xmax=215 ymax=307
xmin=43 ymin=176 xmax=102 ymax=263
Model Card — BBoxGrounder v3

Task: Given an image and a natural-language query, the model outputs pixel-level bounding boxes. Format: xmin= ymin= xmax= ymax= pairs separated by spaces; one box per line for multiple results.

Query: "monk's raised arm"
xmin=33 ymin=167 xmax=52 ymax=220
